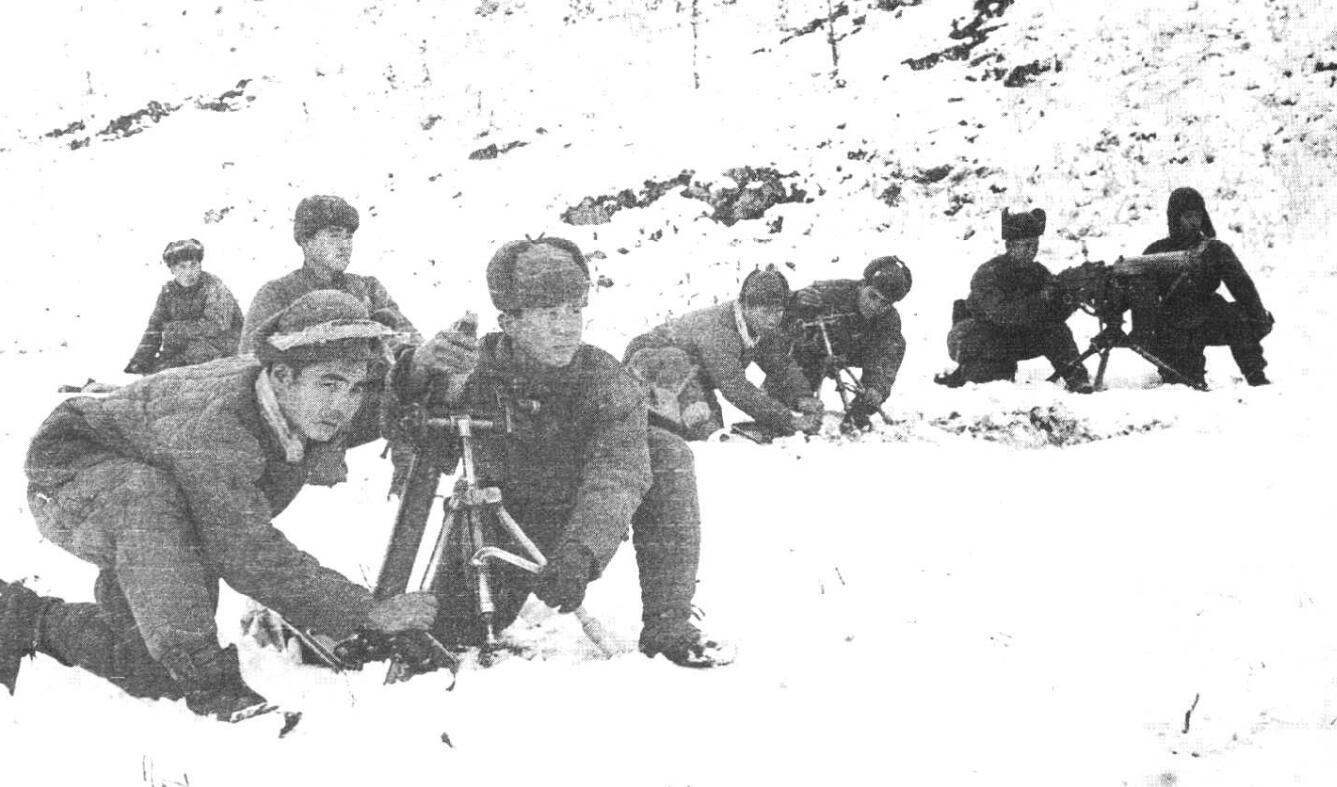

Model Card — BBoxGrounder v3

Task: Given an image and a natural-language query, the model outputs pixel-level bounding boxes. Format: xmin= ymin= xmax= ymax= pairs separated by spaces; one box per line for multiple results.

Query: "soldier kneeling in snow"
xmin=401 ymin=237 xmax=732 ymax=667
xmin=1 ymin=291 xmax=438 ymax=721
xmin=123 ymin=239 xmax=245 ymax=376
xmin=787 ymin=256 xmax=912 ymax=430
xmin=622 ymin=267 xmax=822 ymax=440
xmin=935 ymin=208 xmax=1093 ymax=392
xmin=1131 ymin=187 xmax=1274 ymax=387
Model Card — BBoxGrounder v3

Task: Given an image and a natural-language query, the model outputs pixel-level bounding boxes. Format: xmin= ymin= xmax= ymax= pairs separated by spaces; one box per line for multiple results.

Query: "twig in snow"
xmin=1182 ymin=692 xmax=1200 ymax=734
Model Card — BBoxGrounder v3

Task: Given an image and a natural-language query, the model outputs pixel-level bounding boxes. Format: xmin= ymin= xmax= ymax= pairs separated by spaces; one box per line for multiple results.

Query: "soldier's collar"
xmin=732 ymin=300 xmax=759 ymax=350
xmin=255 ymin=371 xmax=305 ymax=464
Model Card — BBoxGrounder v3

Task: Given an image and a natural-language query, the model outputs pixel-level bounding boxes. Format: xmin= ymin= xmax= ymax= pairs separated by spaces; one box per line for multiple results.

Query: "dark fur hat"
xmin=487 ymin=237 xmax=591 ymax=312
xmin=162 ymin=238 xmax=204 ymax=267
xmin=863 ymin=256 xmax=912 ymax=303
xmin=1001 ymin=208 xmax=1047 ymax=240
xmin=293 ymin=195 xmax=360 ymax=245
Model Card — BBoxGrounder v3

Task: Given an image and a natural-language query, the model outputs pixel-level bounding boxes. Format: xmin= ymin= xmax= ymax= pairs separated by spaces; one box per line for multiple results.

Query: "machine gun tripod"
xmin=803 ymin=315 xmax=892 ymax=432
xmin=375 ymin=398 xmax=613 ymax=676
xmin=1048 ymin=316 xmax=1206 ymax=391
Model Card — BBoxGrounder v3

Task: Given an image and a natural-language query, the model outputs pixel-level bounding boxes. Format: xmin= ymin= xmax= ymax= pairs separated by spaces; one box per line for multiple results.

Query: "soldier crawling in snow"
xmin=1 ymin=291 xmax=440 ymax=721
xmin=123 ymin=239 xmax=245 ymax=375
xmin=240 ymin=194 xmax=421 ymax=354
xmin=622 ymin=267 xmax=823 ymax=441
xmin=1130 ymin=187 xmax=1274 ymax=387
xmin=935 ymin=208 xmax=1093 ymax=393
xmin=397 ymin=237 xmax=733 ymax=667
xmin=787 ymin=256 xmax=911 ymax=430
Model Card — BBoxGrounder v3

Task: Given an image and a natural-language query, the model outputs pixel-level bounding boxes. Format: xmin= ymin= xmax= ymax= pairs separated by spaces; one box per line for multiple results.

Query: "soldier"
xmin=240 ymin=195 xmax=421 ymax=354
xmin=935 ymin=208 xmax=1092 ymax=392
xmin=1132 ymin=187 xmax=1273 ymax=387
xmin=124 ymin=239 xmax=245 ymax=375
xmin=788 ymin=256 xmax=911 ymax=430
xmin=401 ymin=237 xmax=732 ymax=667
xmin=623 ymin=267 xmax=822 ymax=440
xmin=1 ymin=291 xmax=438 ymax=721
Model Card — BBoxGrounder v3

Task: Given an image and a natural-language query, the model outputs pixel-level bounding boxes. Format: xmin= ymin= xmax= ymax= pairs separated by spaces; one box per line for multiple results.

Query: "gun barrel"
xmin=1109 ymin=248 xmax=1196 ymax=277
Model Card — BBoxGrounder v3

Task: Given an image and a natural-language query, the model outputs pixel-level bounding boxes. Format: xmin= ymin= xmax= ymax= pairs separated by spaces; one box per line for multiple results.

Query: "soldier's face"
xmin=1005 ymin=238 xmax=1039 ymax=264
xmin=170 ymin=259 xmax=202 ymax=288
xmin=1177 ymin=210 xmax=1203 ymax=235
xmin=857 ymin=285 xmax=893 ymax=318
xmin=741 ymin=303 xmax=785 ymax=334
xmin=303 ymin=226 xmax=354 ymax=274
xmin=270 ymin=358 xmax=372 ymax=442
xmin=501 ymin=302 xmax=585 ymax=368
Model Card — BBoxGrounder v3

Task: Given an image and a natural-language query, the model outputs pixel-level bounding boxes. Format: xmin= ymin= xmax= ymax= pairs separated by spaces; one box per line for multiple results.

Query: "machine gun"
xmin=796 ymin=314 xmax=891 ymax=432
xmin=1047 ymin=244 xmax=1208 ymax=390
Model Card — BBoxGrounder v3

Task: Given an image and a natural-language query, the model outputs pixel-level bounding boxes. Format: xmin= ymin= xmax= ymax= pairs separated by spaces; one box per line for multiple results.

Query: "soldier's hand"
xmin=534 ymin=544 xmax=595 ymax=614
xmin=792 ymin=288 xmax=823 ymax=309
xmin=855 ymin=386 xmax=885 ymax=409
xmin=367 ymin=591 xmax=439 ymax=634
xmin=794 ymin=396 xmax=824 ymax=415
xmin=123 ymin=359 xmax=149 ymax=376
xmin=794 ymin=412 xmax=823 ymax=435
xmin=418 ymin=321 xmax=480 ymax=378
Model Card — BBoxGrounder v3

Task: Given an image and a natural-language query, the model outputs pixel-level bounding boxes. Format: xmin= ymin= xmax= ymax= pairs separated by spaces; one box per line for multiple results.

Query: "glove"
xmin=855 ymin=386 xmax=885 ymax=409
xmin=534 ymin=544 xmax=594 ymax=614
xmin=794 ymin=396 xmax=824 ymax=415
xmin=419 ymin=331 xmax=479 ymax=376
xmin=792 ymin=288 xmax=823 ymax=309
xmin=367 ymin=591 xmax=439 ymax=634
xmin=794 ymin=412 xmax=823 ymax=435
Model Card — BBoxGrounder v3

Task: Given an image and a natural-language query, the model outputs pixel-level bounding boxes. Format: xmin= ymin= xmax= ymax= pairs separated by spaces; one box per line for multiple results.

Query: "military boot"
xmin=639 ymin=612 xmax=736 ymax=669
xmin=159 ymin=644 xmax=271 ymax=722
xmin=0 ymin=580 xmax=53 ymax=694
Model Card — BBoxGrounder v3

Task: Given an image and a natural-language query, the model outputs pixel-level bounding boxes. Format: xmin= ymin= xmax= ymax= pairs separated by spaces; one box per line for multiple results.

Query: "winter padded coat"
xmin=961 ymin=255 xmax=1069 ymax=329
xmin=398 ymin=334 xmax=652 ymax=574
xmin=1138 ymin=236 xmax=1269 ymax=330
xmin=623 ymin=302 xmax=812 ymax=434
xmin=240 ymin=267 xmax=421 ymax=354
xmin=25 ymin=357 xmax=378 ymax=639
xmin=788 ymin=279 xmax=906 ymax=398
xmin=126 ymin=271 xmax=244 ymax=373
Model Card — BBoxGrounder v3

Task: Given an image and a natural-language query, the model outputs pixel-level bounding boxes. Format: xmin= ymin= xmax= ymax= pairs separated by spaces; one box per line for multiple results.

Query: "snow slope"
xmin=1 ymin=1 xmax=1335 ymax=784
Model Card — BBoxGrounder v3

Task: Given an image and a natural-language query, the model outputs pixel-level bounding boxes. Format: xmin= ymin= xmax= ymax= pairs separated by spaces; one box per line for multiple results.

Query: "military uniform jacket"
xmin=962 ymin=255 xmax=1066 ymax=329
xmin=401 ymin=334 xmax=652 ymax=574
xmin=128 ymin=271 xmax=244 ymax=372
xmin=789 ymin=279 xmax=906 ymax=398
xmin=241 ymin=266 xmax=421 ymax=353
xmin=628 ymin=301 xmax=811 ymax=433
xmin=25 ymin=357 xmax=378 ymax=639
xmin=1140 ymin=235 xmax=1268 ymax=329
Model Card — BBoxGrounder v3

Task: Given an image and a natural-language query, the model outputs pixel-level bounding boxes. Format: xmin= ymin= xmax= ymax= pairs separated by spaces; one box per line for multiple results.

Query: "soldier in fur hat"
xmin=622 ymin=266 xmax=823 ymax=439
xmin=124 ymin=239 xmax=245 ymax=375
xmin=240 ymin=195 xmax=422 ymax=354
xmin=1132 ymin=187 xmax=1273 ymax=387
xmin=787 ymin=256 xmax=911 ymax=429
xmin=1 ymin=291 xmax=439 ymax=721
xmin=935 ymin=208 xmax=1092 ymax=392
xmin=401 ymin=237 xmax=734 ymax=667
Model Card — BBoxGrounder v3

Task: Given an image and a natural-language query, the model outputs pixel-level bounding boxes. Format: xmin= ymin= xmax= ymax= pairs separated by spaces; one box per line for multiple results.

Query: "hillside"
xmin=1 ymin=1 xmax=1335 ymax=785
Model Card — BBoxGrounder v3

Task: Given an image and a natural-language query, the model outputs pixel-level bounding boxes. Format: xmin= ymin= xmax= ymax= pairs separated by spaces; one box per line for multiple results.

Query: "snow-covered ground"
xmin=2 ymin=1 xmax=1335 ymax=784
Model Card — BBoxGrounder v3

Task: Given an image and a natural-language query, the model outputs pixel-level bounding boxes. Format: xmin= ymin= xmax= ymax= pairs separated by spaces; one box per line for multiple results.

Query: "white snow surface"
xmin=2 ymin=1 xmax=1336 ymax=784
